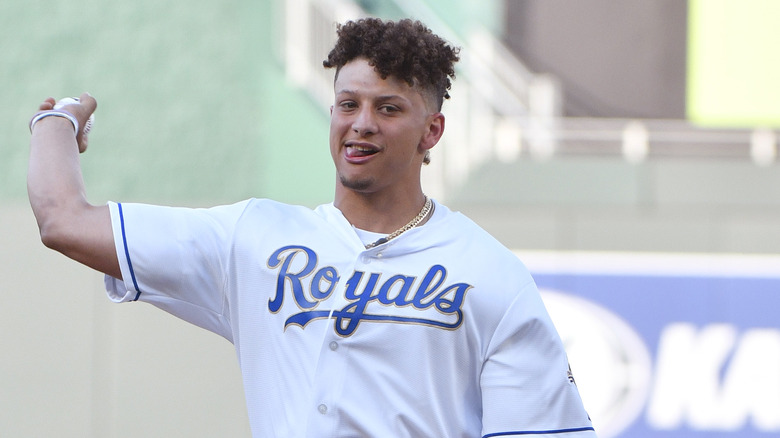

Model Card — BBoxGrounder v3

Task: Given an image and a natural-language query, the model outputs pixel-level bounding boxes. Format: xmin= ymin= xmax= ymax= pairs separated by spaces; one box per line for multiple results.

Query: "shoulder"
xmin=433 ymin=201 xmax=526 ymax=270
xmin=426 ymin=202 xmax=535 ymax=310
xmin=236 ymin=198 xmax=323 ymax=221
xmin=242 ymin=198 xmax=309 ymax=212
xmin=233 ymin=200 xmax=355 ymax=241
xmin=111 ymin=199 xmax=324 ymax=233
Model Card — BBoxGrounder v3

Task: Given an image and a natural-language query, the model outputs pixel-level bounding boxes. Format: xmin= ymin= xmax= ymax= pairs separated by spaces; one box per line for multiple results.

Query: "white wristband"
xmin=29 ymin=110 xmax=80 ymax=135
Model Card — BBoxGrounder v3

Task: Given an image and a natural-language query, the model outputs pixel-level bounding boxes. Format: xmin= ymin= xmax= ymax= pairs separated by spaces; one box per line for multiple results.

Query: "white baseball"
xmin=54 ymin=97 xmax=95 ymax=135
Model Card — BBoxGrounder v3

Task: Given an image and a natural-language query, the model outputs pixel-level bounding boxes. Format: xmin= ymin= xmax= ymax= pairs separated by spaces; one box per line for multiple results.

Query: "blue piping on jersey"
xmin=483 ymin=427 xmax=595 ymax=437
xmin=117 ymin=203 xmax=142 ymax=301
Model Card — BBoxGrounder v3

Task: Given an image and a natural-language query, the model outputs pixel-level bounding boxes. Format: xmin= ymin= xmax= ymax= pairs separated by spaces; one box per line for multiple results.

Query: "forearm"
xmin=27 ymin=114 xmax=121 ymax=278
xmin=28 ymin=117 xmax=90 ymax=239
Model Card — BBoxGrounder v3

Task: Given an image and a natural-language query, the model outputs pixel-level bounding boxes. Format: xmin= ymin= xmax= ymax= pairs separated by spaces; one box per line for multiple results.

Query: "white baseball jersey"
xmin=104 ymin=198 xmax=596 ymax=438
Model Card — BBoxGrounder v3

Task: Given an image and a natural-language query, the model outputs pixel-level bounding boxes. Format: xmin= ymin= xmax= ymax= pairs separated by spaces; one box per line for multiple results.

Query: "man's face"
xmin=329 ymin=58 xmax=443 ymax=195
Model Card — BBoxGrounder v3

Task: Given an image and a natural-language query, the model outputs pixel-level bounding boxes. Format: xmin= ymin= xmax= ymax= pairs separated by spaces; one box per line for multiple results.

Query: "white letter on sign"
xmin=646 ymin=323 xmax=737 ymax=429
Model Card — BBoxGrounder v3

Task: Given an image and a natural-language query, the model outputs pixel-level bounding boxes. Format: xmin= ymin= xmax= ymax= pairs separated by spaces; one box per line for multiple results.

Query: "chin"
xmin=339 ymin=175 xmax=375 ymax=192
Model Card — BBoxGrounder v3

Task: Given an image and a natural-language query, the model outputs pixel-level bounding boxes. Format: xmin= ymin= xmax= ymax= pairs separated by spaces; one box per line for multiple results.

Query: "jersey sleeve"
xmin=480 ymin=279 xmax=597 ymax=437
xmin=103 ymin=200 xmax=252 ymax=341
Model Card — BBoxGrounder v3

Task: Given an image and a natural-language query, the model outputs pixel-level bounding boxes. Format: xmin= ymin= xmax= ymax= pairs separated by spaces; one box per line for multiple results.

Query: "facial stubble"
xmin=338 ymin=174 xmax=375 ymax=192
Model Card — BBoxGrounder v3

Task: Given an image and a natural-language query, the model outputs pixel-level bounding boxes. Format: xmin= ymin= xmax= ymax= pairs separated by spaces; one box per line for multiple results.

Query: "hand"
xmin=37 ymin=92 xmax=97 ymax=153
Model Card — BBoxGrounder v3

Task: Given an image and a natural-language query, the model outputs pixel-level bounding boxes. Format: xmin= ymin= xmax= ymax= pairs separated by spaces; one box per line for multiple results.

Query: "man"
xmin=28 ymin=18 xmax=596 ymax=438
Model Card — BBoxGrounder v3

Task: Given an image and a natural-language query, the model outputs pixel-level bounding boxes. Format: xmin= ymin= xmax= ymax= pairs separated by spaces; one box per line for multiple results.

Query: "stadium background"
xmin=1 ymin=0 xmax=779 ymax=436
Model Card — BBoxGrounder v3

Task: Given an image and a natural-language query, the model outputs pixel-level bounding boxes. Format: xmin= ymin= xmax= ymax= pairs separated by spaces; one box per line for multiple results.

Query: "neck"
xmin=334 ymin=188 xmax=428 ymax=234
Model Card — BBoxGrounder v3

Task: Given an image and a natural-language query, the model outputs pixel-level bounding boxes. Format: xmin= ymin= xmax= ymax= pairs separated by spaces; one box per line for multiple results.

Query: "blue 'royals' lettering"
xmin=267 ymin=245 xmax=472 ymax=336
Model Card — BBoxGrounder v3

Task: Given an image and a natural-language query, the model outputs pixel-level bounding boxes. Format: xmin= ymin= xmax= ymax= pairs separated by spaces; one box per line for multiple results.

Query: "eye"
xmin=379 ymin=104 xmax=400 ymax=114
xmin=338 ymin=100 xmax=358 ymax=110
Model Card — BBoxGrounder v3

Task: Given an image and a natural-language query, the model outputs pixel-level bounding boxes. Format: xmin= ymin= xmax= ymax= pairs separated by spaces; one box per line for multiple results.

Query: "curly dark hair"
xmin=323 ymin=18 xmax=460 ymax=111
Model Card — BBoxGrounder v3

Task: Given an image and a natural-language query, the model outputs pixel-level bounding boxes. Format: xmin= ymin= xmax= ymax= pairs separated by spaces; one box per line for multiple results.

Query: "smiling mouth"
xmin=345 ymin=143 xmax=379 ymax=158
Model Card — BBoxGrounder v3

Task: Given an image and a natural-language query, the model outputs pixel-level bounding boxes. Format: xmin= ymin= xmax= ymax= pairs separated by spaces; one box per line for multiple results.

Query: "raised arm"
xmin=27 ymin=93 xmax=121 ymax=279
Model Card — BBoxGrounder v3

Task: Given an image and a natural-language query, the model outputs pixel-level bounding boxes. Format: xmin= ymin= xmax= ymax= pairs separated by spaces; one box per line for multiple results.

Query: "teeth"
xmin=348 ymin=144 xmax=376 ymax=153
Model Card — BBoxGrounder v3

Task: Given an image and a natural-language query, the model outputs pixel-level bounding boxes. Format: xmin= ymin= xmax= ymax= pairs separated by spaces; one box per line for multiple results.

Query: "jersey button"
xmin=318 ymin=403 xmax=328 ymax=414
xmin=329 ymin=341 xmax=339 ymax=351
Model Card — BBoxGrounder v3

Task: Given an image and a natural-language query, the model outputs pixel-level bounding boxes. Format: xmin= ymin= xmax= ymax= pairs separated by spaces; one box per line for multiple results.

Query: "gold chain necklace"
xmin=364 ymin=196 xmax=432 ymax=249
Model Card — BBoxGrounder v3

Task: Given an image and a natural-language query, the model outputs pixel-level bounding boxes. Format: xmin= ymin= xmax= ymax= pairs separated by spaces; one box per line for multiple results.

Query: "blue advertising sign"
xmin=520 ymin=251 xmax=780 ymax=438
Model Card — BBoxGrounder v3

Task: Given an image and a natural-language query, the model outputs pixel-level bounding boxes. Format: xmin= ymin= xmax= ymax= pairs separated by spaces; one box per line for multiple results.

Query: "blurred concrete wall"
xmin=504 ymin=0 xmax=687 ymax=118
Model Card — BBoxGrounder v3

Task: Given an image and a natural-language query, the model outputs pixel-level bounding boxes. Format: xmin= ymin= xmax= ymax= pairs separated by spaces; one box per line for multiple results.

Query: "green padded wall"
xmin=2 ymin=0 xmax=333 ymax=207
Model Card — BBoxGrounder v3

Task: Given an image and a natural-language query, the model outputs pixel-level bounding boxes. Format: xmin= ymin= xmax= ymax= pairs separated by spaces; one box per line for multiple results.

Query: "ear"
xmin=419 ymin=112 xmax=445 ymax=152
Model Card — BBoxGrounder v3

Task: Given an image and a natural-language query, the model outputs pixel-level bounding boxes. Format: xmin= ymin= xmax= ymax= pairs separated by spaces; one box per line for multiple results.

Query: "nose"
xmin=352 ymin=107 xmax=377 ymax=136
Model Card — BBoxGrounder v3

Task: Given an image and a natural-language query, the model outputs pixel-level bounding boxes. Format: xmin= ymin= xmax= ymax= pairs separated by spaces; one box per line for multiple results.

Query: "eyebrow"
xmin=335 ymin=90 xmax=410 ymax=103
